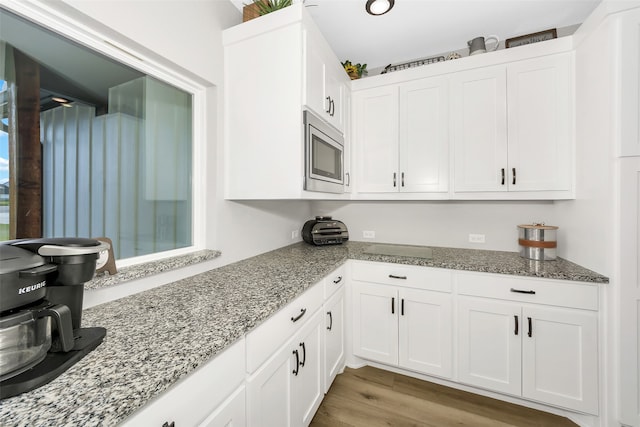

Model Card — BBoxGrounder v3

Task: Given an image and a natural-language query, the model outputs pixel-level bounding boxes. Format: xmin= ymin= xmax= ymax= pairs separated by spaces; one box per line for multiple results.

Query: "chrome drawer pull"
xmin=333 ymin=276 xmax=343 ymax=284
xmin=510 ymin=288 xmax=535 ymax=295
xmin=389 ymin=274 xmax=407 ymax=280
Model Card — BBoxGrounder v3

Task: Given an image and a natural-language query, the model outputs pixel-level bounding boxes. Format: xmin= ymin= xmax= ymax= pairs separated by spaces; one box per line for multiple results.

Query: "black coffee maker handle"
xmin=37 ymin=304 xmax=75 ymax=352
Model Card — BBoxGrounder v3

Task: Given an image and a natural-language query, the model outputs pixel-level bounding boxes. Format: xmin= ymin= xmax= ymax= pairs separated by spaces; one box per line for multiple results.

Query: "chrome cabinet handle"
xmin=401 ymin=299 xmax=405 ymax=316
xmin=333 ymin=276 xmax=343 ymax=284
xmin=391 ymin=297 xmax=395 ymax=314
xmin=514 ymin=315 xmax=519 ymax=335
xmin=501 ymin=168 xmax=505 ymax=185
xmin=389 ymin=274 xmax=407 ymax=280
xmin=291 ymin=308 xmax=306 ymax=322
xmin=512 ymin=167 xmax=516 ymax=185
xmin=393 ymin=172 xmax=397 ymax=187
xmin=330 ymin=99 xmax=335 ymax=117
xmin=325 ymin=96 xmax=331 ymax=113
xmin=527 ymin=317 xmax=532 ymax=337
xmin=327 ymin=311 xmax=333 ymax=330
xmin=345 ymin=172 xmax=350 ymax=187
xmin=401 ymin=172 xmax=405 ymax=187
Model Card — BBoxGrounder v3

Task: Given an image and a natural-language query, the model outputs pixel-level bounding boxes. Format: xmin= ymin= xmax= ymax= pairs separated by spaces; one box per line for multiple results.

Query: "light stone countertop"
xmin=0 ymin=241 xmax=607 ymax=426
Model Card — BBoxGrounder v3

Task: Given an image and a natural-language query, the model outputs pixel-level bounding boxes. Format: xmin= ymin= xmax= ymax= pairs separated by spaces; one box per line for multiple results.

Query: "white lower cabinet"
xmin=199 ymin=385 xmax=246 ymax=427
xmin=324 ymin=286 xmax=345 ymax=392
xmin=246 ymin=308 xmax=324 ymax=427
xmin=352 ymin=281 xmax=399 ymax=365
xmin=352 ymin=277 xmax=453 ymax=379
xmin=458 ymin=295 xmax=599 ymax=414
xmin=398 ymin=287 xmax=453 ymax=378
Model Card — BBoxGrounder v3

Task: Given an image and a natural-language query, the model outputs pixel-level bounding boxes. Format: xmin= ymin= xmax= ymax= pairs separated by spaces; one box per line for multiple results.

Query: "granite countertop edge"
xmin=0 ymin=241 xmax=607 ymax=427
xmin=85 ymin=249 xmax=222 ymax=290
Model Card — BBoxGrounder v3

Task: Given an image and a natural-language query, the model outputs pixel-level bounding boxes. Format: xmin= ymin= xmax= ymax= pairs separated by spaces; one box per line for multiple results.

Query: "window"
xmin=0 ymin=7 xmax=197 ymax=260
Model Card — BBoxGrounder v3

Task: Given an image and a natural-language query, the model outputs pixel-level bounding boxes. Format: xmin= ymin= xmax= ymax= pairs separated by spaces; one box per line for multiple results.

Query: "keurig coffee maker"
xmin=0 ymin=238 xmax=109 ymax=399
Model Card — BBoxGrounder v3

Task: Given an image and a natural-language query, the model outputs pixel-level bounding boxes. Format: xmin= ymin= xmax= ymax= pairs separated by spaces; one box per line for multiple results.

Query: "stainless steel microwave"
xmin=304 ymin=110 xmax=344 ymax=194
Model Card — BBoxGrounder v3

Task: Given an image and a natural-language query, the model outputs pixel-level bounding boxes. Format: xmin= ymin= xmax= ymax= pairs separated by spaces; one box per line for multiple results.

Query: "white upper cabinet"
xmin=451 ymin=65 xmax=508 ymax=193
xmin=304 ymin=27 xmax=349 ymax=132
xmin=507 ymin=54 xmax=572 ymax=191
xmin=353 ymin=76 xmax=449 ymax=194
xmin=352 ymin=86 xmax=398 ymax=193
xmin=399 ymin=76 xmax=450 ymax=193
xmin=353 ymin=85 xmax=399 ymax=193
xmin=223 ymin=5 xmax=349 ymax=199
xmin=452 ymin=53 xmax=573 ymax=195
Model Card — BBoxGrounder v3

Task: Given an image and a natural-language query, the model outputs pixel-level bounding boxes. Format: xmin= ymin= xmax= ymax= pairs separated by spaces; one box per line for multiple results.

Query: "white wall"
xmin=312 ymin=200 xmax=556 ymax=252
xmin=23 ymin=0 xmax=313 ymax=306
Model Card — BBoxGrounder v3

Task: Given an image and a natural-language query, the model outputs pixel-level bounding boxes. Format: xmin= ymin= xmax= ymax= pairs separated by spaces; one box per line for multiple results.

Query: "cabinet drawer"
xmin=324 ymin=265 xmax=346 ymax=299
xmin=456 ymin=272 xmax=598 ymax=311
xmin=351 ymin=261 xmax=452 ymax=292
xmin=246 ymin=282 xmax=324 ymax=373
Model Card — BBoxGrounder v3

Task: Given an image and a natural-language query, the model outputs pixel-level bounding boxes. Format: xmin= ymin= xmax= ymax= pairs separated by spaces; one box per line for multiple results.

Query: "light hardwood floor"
xmin=310 ymin=366 xmax=578 ymax=427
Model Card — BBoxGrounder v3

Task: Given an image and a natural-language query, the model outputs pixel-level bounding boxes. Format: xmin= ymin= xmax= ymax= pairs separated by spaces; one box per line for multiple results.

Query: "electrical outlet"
xmin=363 ymin=230 xmax=376 ymax=239
xmin=291 ymin=230 xmax=299 ymax=240
xmin=468 ymin=234 xmax=486 ymax=243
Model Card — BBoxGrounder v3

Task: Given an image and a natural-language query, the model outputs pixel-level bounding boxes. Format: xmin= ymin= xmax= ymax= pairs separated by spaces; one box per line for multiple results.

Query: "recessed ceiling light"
xmin=51 ymin=96 xmax=69 ymax=103
xmin=366 ymin=0 xmax=394 ymax=16
xmin=61 ymin=103 xmax=73 ymax=108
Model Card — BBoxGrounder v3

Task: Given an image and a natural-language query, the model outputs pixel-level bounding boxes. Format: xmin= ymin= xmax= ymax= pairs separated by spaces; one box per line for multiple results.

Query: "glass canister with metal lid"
xmin=518 ymin=223 xmax=558 ymax=261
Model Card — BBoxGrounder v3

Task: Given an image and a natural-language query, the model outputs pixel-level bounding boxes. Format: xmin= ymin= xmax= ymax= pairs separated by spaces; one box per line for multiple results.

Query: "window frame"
xmin=1 ymin=0 xmax=208 ymax=268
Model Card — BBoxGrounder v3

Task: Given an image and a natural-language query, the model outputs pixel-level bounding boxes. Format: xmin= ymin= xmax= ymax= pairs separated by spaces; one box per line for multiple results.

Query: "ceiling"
xmin=231 ymin=0 xmax=601 ymax=71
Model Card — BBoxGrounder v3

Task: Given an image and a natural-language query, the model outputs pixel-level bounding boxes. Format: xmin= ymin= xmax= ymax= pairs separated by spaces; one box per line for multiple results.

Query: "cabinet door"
xmin=353 ymin=86 xmax=399 ymax=193
xmin=199 ymin=386 xmax=246 ymax=427
xmin=522 ymin=306 xmax=598 ymax=414
xmin=343 ymin=88 xmax=353 ymax=193
xmin=507 ymin=54 xmax=572 ymax=191
xmin=399 ymin=76 xmax=449 ymax=193
xmin=325 ymin=66 xmax=345 ymax=131
xmin=304 ymin=29 xmax=327 ymax=120
xmin=324 ymin=287 xmax=345 ymax=392
xmin=352 ymin=281 xmax=398 ymax=364
xmin=246 ymin=341 xmax=296 ymax=427
xmin=398 ymin=288 xmax=453 ymax=379
xmin=292 ymin=310 xmax=324 ymax=427
xmin=451 ymin=66 xmax=508 ymax=192
xmin=458 ymin=296 xmax=521 ymax=395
